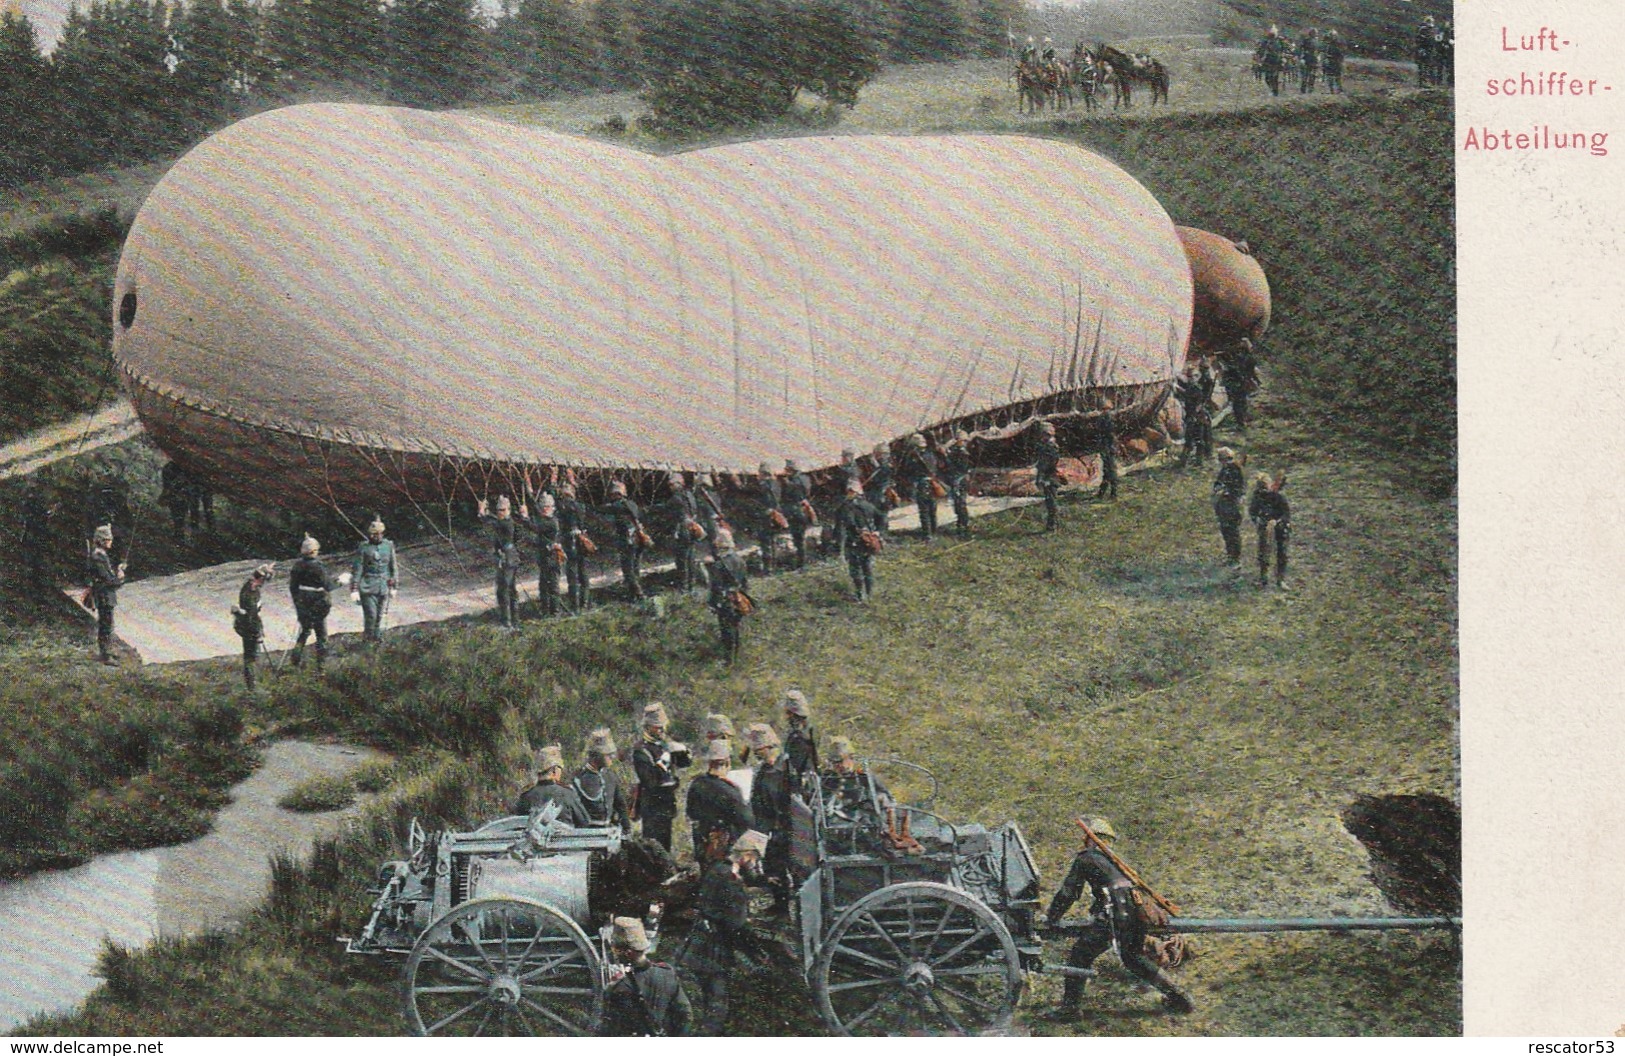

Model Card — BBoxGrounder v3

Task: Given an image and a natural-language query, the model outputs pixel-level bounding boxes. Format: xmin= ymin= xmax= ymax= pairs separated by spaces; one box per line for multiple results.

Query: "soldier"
xmin=833 ymin=479 xmax=879 ymax=602
xmin=1020 ymin=35 xmax=1036 ymax=67
xmin=556 ymin=482 xmax=592 ymax=613
xmin=702 ymin=713 xmax=737 ymax=759
xmin=1248 ymin=471 xmax=1291 ymax=590
xmin=631 ymin=702 xmax=691 ymax=851
xmin=663 ymin=471 xmax=704 ymax=593
xmin=187 ymin=475 xmax=215 ymax=533
xmin=599 ymin=916 xmax=691 ymax=1037
xmin=686 ymin=739 xmax=755 ymax=864
xmin=1040 ymin=36 xmax=1056 ymax=67
xmin=820 ymin=736 xmax=890 ymax=817
xmin=900 ymin=433 xmax=941 ymax=538
xmin=596 ymin=479 xmax=647 ymax=601
xmin=232 ymin=563 xmax=274 ymax=690
xmin=1260 ymin=25 xmax=1285 ymax=96
xmin=1296 ymin=28 xmax=1318 ymax=93
xmin=679 ymin=829 xmax=770 ymax=1035
xmin=86 ymin=524 xmax=125 ymax=666
xmin=706 ymin=528 xmax=750 ymax=666
xmin=516 ymin=491 xmax=563 ymax=617
xmin=1211 ymin=448 xmax=1246 ymax=568
xmin=752 ymin=462 xmax=783 ymax=574
xmin=781 ymin=459 xmax=814 ymax=569
xmin=1321 ymin=29 xmax=1344 ymax=93
xmin=159 ymin=460 xmax=191 ymax=535
xmin=1220 ymin=338 xmax=1259 ymax=430
xmin=477 ymin=495 xmax=522 ymax=629
xmin=20 ymin=484 xmax=53 ymax=587
xmin=862 ymin=444 xmax=895 ymax=535
xmin=1034 ymin=421 xmax=1062 ymax=531
xmin=1416 ymin=15 xmax=1437 ymax=86
xmin=748 ymin=725 xmax=792 ymax=913
xmin=1175 ymin=364 xmax=1214 ymax=467
xmin=351 ymin=517 xmax=397 ymax=644
xmin=837 ymin=447 xmax=863 ymax=495
xmin=781 ymin=689 xmax=820 ymax=790
xmin=289 ymin=535 xmax=349 ymax=669
xmin=693 ymin=471 xmax=725 ymax=546
xmin=1044 ymin=817 xmax=1193 ymax=1018
xmin=1091 ymin=408 xmax=1118 ymax=501
xmin=514 ymin=744 xmax=592 ymax=824
xmin=943 ymin=432 xmax=973 ymax=535
xmin=574 ymin=728 xmax=631 ymax=832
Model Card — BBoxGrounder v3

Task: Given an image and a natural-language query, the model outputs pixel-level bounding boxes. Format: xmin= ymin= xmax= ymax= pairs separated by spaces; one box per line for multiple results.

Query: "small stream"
xmin=0 ymin=741 xmax=383 ymax=1032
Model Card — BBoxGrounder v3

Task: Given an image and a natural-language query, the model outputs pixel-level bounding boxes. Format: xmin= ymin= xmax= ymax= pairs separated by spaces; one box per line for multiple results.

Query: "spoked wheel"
xmin=402 ymin=896 xmax=603 ymax=1036
xmin=813 ymin=881 xmax=1023 ymax=1036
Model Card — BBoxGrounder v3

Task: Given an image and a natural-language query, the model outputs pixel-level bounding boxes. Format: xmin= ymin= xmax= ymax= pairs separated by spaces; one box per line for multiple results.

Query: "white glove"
xmin=350 ymin=591 xmax=360 ymax=604
xmin=338 ymin=571 xmax=353 ymax=587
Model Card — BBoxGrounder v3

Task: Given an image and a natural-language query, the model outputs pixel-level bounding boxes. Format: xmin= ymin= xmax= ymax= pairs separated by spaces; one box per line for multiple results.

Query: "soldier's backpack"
xmin=634 ymin=525 xmax=654 ymax=549
xmin=730 ymin=590 xmax=755 ymax=617
xmin=551 ymin=542 xmax=566 ymax=567
xmin=769 ymin=508 xmax=789 ymax=529
xmin=928 ymin=478 xmax=948 ymax=499
xmin=576 ymin=531 xmax=598 ymax=554
xmin=799 ymin=499 xmax=819 ymax=525
xmin=859 ymin=529 xmax=884 ymax=555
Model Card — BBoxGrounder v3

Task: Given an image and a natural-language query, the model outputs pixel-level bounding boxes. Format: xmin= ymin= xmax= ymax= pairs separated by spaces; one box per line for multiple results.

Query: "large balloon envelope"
xmin=112 ymin=104 xmax=1195 ymax=511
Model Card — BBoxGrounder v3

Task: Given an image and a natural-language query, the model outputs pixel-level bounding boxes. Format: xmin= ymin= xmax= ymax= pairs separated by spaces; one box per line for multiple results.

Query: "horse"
xmin=1015 ymin=59 xmax=1071 ymax=113
xmin=1090 ymin=43 xmax=1170 ymax=108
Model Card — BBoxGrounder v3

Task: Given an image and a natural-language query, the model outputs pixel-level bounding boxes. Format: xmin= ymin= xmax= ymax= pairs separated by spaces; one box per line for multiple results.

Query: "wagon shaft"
xmin=1157 ymin=915 xmax=1461 ymax=935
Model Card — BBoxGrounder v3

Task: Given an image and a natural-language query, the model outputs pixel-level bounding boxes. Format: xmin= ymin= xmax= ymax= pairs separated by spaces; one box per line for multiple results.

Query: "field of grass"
xmin=3 ymin=44 xmax=1454 ymax=1037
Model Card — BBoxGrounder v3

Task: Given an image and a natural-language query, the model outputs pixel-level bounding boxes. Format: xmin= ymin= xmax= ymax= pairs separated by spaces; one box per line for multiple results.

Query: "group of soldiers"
xmin=510 ymin=687 xmax=1189 ymax=1033
xmin=1254 ymin=25 xmax=1346 ymax=96
xmin=1415 ymin=15 xmax=1454 ymax=88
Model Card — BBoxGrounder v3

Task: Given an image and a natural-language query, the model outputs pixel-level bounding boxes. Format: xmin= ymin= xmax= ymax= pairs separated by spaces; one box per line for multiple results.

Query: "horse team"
xmin=1016 ymin=42 xmax=1169 ymax=114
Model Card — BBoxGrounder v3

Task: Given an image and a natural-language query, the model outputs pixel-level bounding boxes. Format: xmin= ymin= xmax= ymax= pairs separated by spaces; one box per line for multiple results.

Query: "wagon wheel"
xmin=812 ymin=881 xmax=1023 ymax=1036
xmin=402 ymin=896 xmax=603 ymax=1036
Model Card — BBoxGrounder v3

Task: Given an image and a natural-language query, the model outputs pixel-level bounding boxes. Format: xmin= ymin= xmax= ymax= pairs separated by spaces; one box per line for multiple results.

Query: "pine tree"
xmin=888 ymin=0 xmax=966 ymax=63
xmin=385 ymin=0 xmax=481 ymax=107
xmin=509 ymin=0 xmax=592 ymax=96
xmin=0 ymin=10 xmax=50 ymax=186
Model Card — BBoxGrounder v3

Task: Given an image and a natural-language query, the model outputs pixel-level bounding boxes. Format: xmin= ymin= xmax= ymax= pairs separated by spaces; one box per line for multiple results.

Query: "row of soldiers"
xmin=513 ymin=688 xmax=1191 ymax=1032
xmin=1254 ymin=25 xmax=1346 ymax=96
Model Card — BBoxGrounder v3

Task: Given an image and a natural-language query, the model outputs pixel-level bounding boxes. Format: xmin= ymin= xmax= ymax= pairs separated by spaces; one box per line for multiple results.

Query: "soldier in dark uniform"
xmin=679 ymin=829 xmax=770 ymax=1035
xmin=87 ymin=524 xmax=125 ymax=666
xmin=833 ymin=479 xmax=879 ymax=602
xmin=781 ymin=459 xmax=814 ymax=569
xmin=900 ymin=433 xmax=940 ymax=538
xmin=187 ymin=476 xmax=215 ymax=533
xmin=820 ymin=736 xmax=892 ymax=820
xmin=351 ymin=517 xmax=397 ymax=645
xmin=20 ymin=485 xmax=54 ymax=587
xmin=747 ymin=725 xmax=793 ymax=913
xmin=1416 ymin=15 xmax=1437 ymax=86
xmin=631 ymin=702 xmax=690 ymax=851
xmin=943 ymin=432 xmax=973 ymax=534
xmin=1019 ymin=35 xmax=1036 ymax=67
xmin=1296 ymin=28 xmax=1318 ymax=93
xmin=863 ymin=444 xmax=895 ymax=535
xmin=573 ymin=728 xmax=631 ymax=833
xmin=781 ymin=690 xmax=820 ymax=791
xmin=232 ymin=563 xmax=274 ymax=690
xmin=477 ymin=495 xmax=523 ymax=629
xmin=159 ymin=460 xmax=191 ymax=535
xmin=1211 ymin=448 xmax=1246 ymax=568
xmin=1321 ymin=29 xmax=1344 ymax=93
xmin=706 ymin=528 xmax=750 ymax=666
xmin=1175 ymin=363 xmax=1214 ymax=467
xmin=1220 ymin=338 xmax=1259 ymax=430
xmin=694 ymin=472 xmax=725 ymax=547
xmin=686 ymin=739 xmax=755 ymax=864
xmin=662 ymin=471 xmax=705 ymax=594
xmin=1034 ymin=421 xmax=1062 ymax=531
xmin=752 ymin=462 xmax=783 ymax=575
xmin=596 ymin=480 xmax=646 ymax=601
xmin=289 ymin=535 xmax=347 ymax=669
xmin=514 ymin=744 xmax=592 ymax=825
xmin=1248 ymin=471 xmax=1291 ymax=590
xmin=555 ymin=482 xmax=591 ymax=613
xmin=1091 ymin=408 xmax=1118 ymax=501
xmin=600 ymin=916 xmax=691 ymax=1036
xmin=1044 ymin=817 xmax=1193 ymax=1018
xmin=837 ymin=447 xmax=863 ymax=495
xmin=517 ymin=491 xmax=563 ymax=617
xmin=1260 ymin=25 xmax=1285 ymax=96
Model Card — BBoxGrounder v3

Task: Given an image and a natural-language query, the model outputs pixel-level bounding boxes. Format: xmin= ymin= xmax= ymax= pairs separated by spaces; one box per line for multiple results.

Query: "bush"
xmin=277 ymin=773 xmax=357 ymax=813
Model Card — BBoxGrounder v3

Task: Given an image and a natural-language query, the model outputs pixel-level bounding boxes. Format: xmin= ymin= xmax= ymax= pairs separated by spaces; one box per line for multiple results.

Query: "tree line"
xmin=0 ymin=0 xmax=1023 ymax=190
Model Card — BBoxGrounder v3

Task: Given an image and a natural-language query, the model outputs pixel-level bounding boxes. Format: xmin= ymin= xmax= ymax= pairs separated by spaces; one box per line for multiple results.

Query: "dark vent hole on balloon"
xmin=118 ymin=291 xmax=138 ymax=329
